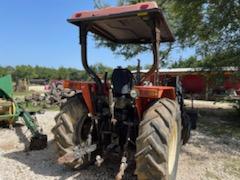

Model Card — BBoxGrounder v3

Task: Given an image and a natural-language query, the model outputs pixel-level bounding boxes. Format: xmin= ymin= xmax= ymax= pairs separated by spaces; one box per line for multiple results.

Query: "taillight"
xmin=140 ymin=4 xmax=149 ymax=10
xmin=75 ymin=13 xmax=82 ymax=18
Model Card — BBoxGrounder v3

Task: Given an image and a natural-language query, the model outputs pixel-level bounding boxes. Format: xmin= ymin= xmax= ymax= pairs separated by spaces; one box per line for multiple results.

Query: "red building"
xmin=138 ymin=67 xmax=240 ymax=100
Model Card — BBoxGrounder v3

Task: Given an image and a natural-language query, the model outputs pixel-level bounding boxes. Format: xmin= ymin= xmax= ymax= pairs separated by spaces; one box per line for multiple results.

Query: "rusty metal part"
xmin=58 ymin=144 xmax=97 ymax=165
xmin=95 ymin=155 xmax=104 ymax=167
xmin=109 ymin=87 xmax=118 ymax=126
xmin=58 ymin=151 xmax=76 ymax=165
xmin=115 ymin=120 xmax=132 ymax=180
xmin=115 ymin=156 xmax=128 ymax=180
xmin=111 ymin=118 xmax=117 ymax=125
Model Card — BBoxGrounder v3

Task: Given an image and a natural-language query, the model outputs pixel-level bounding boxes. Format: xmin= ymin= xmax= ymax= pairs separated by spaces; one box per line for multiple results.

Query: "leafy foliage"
xmin=93 ymin=0 xmax=173 ymax=63
xmin=94 ymin=0 xmax=240 ymax=68
xmin=90 ymin=63 xmax=113 ymax=79
xmin=90 ymin=63 xmax=112 ymax=74
xmin=172 ymin=49 xmax=240 ymax=69
xmin=172 ymin=0 xmax=240 ymax=55
xmin=172 ymin=56 xmax=202 ymax=68
xmin=0 ymin=64 xmax=113 ymax=81
xmin=94 ymin=35 xmax=151 ymax=60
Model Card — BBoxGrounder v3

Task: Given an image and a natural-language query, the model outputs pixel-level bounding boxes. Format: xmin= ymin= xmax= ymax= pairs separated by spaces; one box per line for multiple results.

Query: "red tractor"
xmin=52 ymin=2 xmax=193 ymax=179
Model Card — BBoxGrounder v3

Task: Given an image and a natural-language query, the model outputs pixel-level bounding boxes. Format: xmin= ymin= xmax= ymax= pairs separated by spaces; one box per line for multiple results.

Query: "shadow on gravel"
xmin=186 ymin=107 xmax=240 ymax=153
xmin=0 ymin=122 xmax=24 ymax=128
xmin=197 ymin=108 xmax=240 ymax=137
xmin=15 ymin=124 xmax=30 ymax=150
xmin=4 ymin=138 xmax=136 ymax=180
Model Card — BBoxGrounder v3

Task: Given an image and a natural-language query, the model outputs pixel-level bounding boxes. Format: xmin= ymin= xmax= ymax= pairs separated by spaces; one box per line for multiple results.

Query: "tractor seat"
xmin=111 ymin=67 xmax=133 ymax=97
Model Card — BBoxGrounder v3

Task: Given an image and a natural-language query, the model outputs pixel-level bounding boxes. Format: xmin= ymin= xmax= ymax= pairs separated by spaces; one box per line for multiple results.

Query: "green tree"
xmin=0 ymin=67 xmax=6 ymax=77
xmin=67 ymin=68 xmax=83 ymax=80
xmin=94 ymin=0 xmax=240 ymax=68
xmin=90 ymin=63 xmax=113 ymax=74
xmin=0 ymin=65 xmax=89 ymax=81
xmin=13 ymin=65 xmax=36 ymax=81
xmin=56 ymin=67 xmax=70 ymax=80
xmin=89 ymin=63 xmax=113 ymax=79
xmin=34 ymin=66 xmax=57 ymax=79
xmin=79 ymin=70 xmax=89 ymax=81
xmin=126 ymin=65 xmax=138 ymax=71
xmin=172 ymin=56 xmax=202 ymax=68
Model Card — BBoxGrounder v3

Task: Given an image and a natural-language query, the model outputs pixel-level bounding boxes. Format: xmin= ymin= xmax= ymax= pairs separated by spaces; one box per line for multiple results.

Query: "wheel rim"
xmin=168 ymin=119 xmax=178 ymax=174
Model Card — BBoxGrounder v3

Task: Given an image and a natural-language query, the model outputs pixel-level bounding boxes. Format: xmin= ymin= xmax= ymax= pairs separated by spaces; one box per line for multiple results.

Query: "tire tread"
xmin=135 ymin=98 xmax=181 ymax=180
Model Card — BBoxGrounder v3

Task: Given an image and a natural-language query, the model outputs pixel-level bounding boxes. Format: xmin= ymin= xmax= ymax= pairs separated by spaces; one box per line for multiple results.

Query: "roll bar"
xmin=80 ymin=24 xmax=104 ymax=95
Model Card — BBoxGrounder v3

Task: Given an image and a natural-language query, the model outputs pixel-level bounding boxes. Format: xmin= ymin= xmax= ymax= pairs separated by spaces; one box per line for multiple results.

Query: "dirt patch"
xmin=184 ymin=99 xmax=235 ymax=110
xmin=0 ymin=143 xmax=16 ymax=151
xmin=0 ymin=101 xmax=239 ymax=180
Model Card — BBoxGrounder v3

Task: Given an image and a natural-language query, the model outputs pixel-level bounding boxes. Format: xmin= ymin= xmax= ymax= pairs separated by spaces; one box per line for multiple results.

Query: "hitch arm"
xmin=19 ymin=109 xmax=47 ymax=150
xmin=20 ymin=110 xmax=38 ymax=136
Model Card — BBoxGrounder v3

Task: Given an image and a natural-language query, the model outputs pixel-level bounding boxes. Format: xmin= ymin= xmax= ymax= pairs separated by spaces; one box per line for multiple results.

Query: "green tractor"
xmin=0 ymin=75 xmax=47 ymax=150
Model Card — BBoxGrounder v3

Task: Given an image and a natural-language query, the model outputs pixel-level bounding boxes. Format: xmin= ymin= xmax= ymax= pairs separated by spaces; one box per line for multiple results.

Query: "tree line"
xmin=0 ymin=63 xmax=156 ymax=81
xmin=1 ymin=56 xmax=238 ymax=82
xmin=0 ymin=64 xmax=110 ymax=81
xmin=172 ymin=50 xmax=240 ymax=69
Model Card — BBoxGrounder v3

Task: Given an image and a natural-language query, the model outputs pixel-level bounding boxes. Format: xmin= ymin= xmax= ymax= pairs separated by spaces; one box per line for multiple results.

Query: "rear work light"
xmin=75 ymin=13 xmax=82 ymax=18
xmin=140 ymin=4 xmax=149 ymax=10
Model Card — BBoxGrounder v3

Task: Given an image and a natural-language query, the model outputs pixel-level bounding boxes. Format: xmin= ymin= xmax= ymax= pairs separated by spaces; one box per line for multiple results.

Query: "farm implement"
xmin=0 ymin=75 xmax=47 ymax=150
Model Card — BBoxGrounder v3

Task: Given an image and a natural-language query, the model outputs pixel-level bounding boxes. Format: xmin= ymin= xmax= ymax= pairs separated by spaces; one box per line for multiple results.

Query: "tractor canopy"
xmin=68 ymin=2 xmax=174 ymax=43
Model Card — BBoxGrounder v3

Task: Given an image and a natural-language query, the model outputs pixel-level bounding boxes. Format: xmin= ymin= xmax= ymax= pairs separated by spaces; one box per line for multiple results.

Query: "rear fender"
xmin=63 ymin=80 xmax=96 ymax=115
xmin=134 ymin=86 xmax=176 ymax=119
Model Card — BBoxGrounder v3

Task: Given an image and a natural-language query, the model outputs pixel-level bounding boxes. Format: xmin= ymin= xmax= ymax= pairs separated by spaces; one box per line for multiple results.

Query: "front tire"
xmin=135 ymin=98 xmax=182 ymax=180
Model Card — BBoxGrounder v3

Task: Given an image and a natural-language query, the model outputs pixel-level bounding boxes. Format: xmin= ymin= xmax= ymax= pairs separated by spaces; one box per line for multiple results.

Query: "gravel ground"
xmin=0 ymin=101 xmax=239 ymax=180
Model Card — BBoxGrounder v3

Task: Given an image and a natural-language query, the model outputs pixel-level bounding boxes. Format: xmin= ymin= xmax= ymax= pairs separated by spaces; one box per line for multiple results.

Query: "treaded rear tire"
xmin=135 ymin=98 xmax=182 ymax=180
xmin=52 ymin=94 xmax=93 ymax=169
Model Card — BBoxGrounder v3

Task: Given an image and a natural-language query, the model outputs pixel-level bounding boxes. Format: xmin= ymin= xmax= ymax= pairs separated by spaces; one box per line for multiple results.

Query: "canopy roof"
xmin=68 ymin=2 xmax=175 ymax=44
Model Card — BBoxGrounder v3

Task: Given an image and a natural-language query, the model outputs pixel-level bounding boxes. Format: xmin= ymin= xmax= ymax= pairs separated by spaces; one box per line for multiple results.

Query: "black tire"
xmin=52 ymin=94 xmax=96 ymax=169
xmin=135 ymin=98 xmax=182 ymax=180
xmin=181 ymin=112 xmax=191 ymax=145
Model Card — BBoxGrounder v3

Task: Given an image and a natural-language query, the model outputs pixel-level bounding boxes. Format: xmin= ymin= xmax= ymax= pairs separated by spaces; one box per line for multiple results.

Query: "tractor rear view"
xmin=52 ymin=2 xmax=194 ymax=179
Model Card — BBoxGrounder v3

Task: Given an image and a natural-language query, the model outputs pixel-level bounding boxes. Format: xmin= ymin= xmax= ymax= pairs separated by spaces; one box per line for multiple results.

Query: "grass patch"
xmin=13 ymin=91 xmax=32 ymax=98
